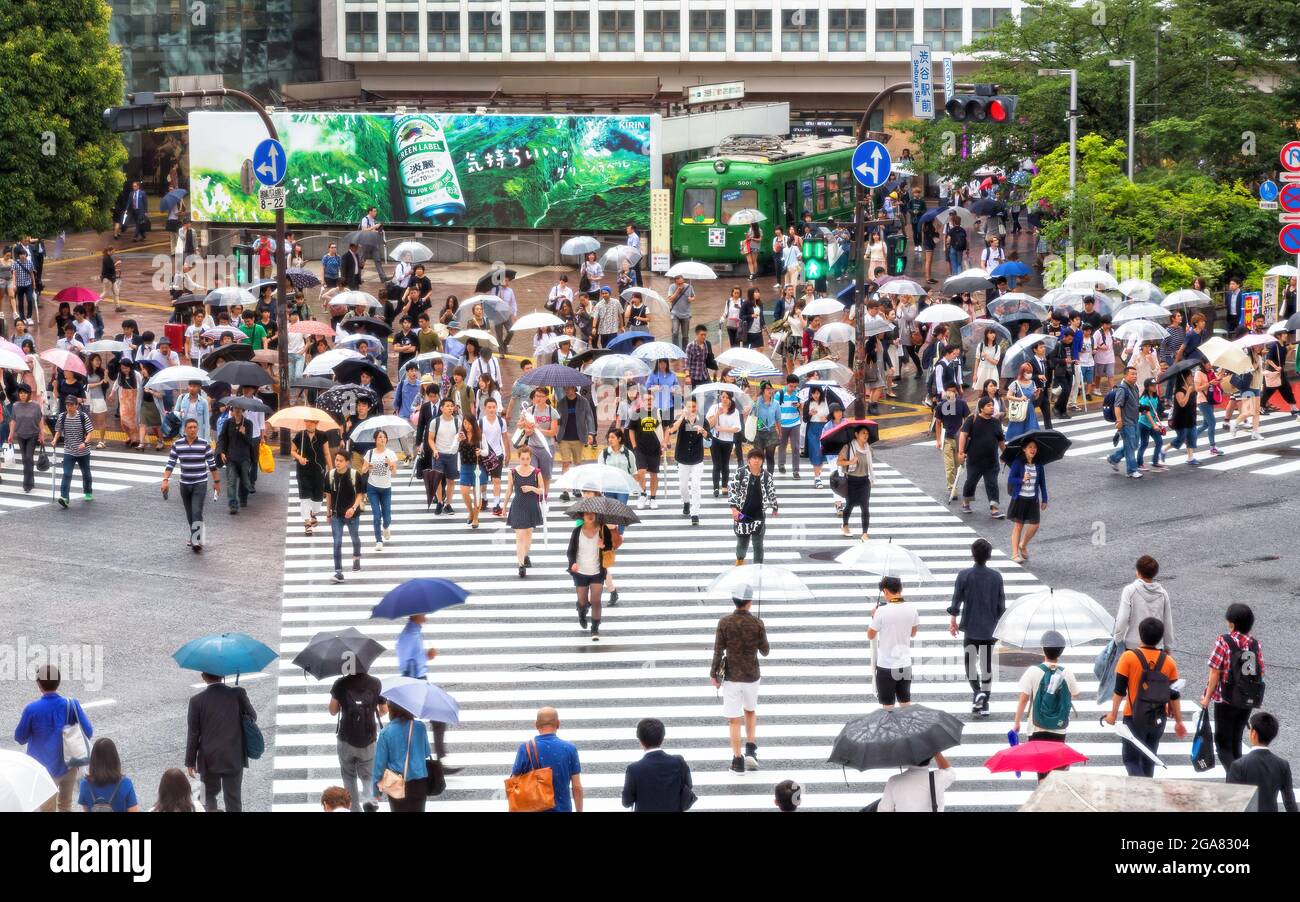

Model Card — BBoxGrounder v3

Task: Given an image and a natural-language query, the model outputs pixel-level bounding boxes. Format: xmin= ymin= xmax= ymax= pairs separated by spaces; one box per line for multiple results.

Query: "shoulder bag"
xmin=504 ymin=739 xmax=555 ymax=812
xmin=62 ymin=699 xmax=91 ymax=768
xmin=240 ymin=689 xmax=265 ymax=761
xmin=378 ymin=721 xmax=413 ymax=800
xmin=1006 ymin=384 xmax=1029 ymax=423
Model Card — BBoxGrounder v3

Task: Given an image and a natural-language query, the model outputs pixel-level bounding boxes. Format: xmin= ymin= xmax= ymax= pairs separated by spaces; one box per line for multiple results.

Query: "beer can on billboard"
xmin=392 ymin=114 xmax=467 ymax=226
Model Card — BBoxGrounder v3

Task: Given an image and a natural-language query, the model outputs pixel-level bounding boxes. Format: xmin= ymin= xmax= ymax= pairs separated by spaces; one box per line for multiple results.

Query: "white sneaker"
xmin=1250 ymin=431 xmax=1262 ymax=441
xmin=382 ymin=527 xmax=391 ymax=541
xmin=375 ymin=541 xmax=384 ymax=551
xmin=1229 ymin=421 xmax=1238 ymax=437
xmin=649 ymin=497 xmax=658 ymax=509
xmin=636 ymin=495 xmax=647 ymax=510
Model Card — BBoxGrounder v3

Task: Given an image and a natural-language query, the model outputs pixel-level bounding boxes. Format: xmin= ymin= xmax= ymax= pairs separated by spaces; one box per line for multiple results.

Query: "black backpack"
xmin=1220 ymin=634 xmax=1265 ymax=709
xmin=1131 ymin=650 xmax=1172 ymax=726
xmin=949 ymin=226 xmax=968 ymax=251
xmin=336 ymin=678 xmax=382 ymax=747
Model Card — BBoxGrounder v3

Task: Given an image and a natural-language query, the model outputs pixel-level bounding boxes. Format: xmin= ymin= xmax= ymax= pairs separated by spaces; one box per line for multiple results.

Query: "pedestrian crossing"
xmin=914 ymin=403 xmax=1300 ymax=477
xmin=270 ymin=451 xmax=1223 ymax=812
xmin=0 ymin=446 xmax=163 ymax=513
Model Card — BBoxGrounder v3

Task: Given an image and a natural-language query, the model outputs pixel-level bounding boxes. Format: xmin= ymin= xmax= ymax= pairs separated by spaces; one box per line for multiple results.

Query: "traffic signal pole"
xmin=129 ymin=88 xmax=290 ymax=456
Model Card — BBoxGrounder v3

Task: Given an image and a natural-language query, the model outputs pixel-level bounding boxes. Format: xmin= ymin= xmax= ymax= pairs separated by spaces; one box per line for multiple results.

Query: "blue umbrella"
xmin=917 ymin=201 xmax=954 ymax=226
xmin=518 ymin=363 xmax=592 ymax=389
xmin=160 ymin=188 xmax=188 ymax=212
xmin=605 ymin=331 xmax=654 ymax=353
xmin=991 ymin=261 xmax=1031 ymax=278
xmin=380 ymin=677 xmax=461 ymax=725
xmin=173 ymin=633 xmax=277 ymax=677
xmin=371 ymin=578 xmax=469 ymax=619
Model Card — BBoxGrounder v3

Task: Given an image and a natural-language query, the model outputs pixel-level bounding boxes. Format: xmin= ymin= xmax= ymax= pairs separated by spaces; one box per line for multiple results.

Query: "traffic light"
xmin=102 ymin=93 xmax=172 ymax=133
xmin=945 ymin=84 xmax=1017 ymax=124
xmin=802 ymin=236 xmax=827 ymax=281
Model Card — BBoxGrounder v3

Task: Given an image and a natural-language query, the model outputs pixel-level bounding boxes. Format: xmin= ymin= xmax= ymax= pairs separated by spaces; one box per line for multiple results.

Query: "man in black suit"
xmin=186 ymin=672 xmax=258 ymax=812
xmin=1031 ymin=340 xmax=1053 ymax=429
xmin=621 ymin=718 xmax=695 ymax=812
xmin=1050 ymin=328 xmax=1075 ymax=420
xmin=340 ymin=242 xmax=362 ymax=290
xmin=1223 ymin=278 xmax=1243 ymax=335
xmin=1227 ymin=711 xmax=1297 ymax=812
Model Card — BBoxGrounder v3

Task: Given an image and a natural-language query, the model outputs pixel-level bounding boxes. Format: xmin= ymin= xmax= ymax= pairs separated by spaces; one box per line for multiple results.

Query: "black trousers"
xmin=1029 ymin=731 xmax=1066 ymax=780
xmin=964 ymin=640 xmax=995 ymax=694
xmin=843 ymin=475 xmax=870 ymax=532
xmin=710 ymin=439 xmax=733 ymax=491
xmin=1053 ymin=370 xmax=1073 ymax=415
xmin=389 ymin=776 xmax=429 ymax=812
xmin=1121 ymin=716 xmax=1165 ymax=778
xmin=1036 ymin=381 xmax=1054 ymax=429
xmin=201 ymin=770 xmax=243 ymax=812
xmin=1261 ymin=377 xmax=1297 ymax=409
xmin=179 ymin=480 xmax=208 ymax=544
xmin=1213 ymin=702 xmax=1252 ymax=771
xmin=16 ymin=435 xmax=38 ymax=492
xmin=962 ymin=463 xmax=999 ymax=505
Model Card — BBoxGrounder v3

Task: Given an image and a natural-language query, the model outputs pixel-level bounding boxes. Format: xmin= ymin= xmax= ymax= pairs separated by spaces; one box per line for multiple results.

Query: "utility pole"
xmin=127 ymin=88 xmax=291 ymax=456
xmin=1037 ymin=69 xmax=1078 ymax=246
xmin=1109 ymin=59 xmax=1136 ymax=181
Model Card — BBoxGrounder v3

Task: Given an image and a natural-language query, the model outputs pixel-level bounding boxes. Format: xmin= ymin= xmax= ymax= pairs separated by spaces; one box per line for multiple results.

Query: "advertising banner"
xmin=189 ymin=111 xmax=653 ymax=230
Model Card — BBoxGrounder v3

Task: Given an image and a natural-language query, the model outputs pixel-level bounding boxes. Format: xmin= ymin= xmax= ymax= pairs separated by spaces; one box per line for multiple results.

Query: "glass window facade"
xmin=387 ymin=11 xmax=420 ymax=52
xmin=109 ymin=0 xmax=321 ymax=102
xmin=468 ymin=9 xmax=502 ymax=52
xmin=599 ymin=10 xmax=634 ymax=52
xmin=427 ymin=11 xmax=461 ymax=52
xmin=828 ymin=9 xmax=866 ymax=52
xmin=554 ymin=10 xmax=590 ymax=52
xmin=688 ymin=9 xmax=725 ymax=52
xmin=510 ymin=10 xmax=545 ymax=52
xmin=923 ymin=8 xmax=962 ymax=51
xmin=781 ymin=9 xmax=818 ymax=52
xmin=345 ymin=11 xmax=379 ymax=52
xmin=875 ymin=8 xmax=914 ymax=52
xmin=734 ymin=9 xmax=772 ymax=52
xmin=971 ymin=7 xmax=1011 ymax=40
xmin=643 ymin=10 xmax=680 ymax=52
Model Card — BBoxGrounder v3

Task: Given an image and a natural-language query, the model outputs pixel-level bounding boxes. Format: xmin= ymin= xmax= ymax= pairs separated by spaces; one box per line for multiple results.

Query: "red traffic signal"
xmin=944 ymin=94 xmax=1017 ymax=124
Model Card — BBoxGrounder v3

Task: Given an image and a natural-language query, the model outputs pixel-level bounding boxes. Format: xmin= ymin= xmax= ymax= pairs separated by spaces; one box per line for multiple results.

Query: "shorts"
xmin=1008 ymin=496 xmax=1040 ymax=524
xmin=874 ymin=665 xmax=912 ymax=706
xmin=89 ymin=397 xmax=108 ymax=415
xmin=1237 ymin=389 xmax=1259 ymax=399
xmin=557 ymin=439 xmax=586 ymax=465
xmin=571 ymin=570 xmax=605 ymax=588
xmin=324 ymin=276 xmax=340 ymax=288
xmin=1095 ymin=362 xmax=1114 ymax=376
xmin=433 ymin=452 xmax=459 ymax=481
xmin=721 ymin=680 xmax=760 ymax=718
xmin=459 ymin=462 xmax=488 ymax=485
xmin=1081 ymin=366 xmax=1094 ymax=384
xmin=634 ymin=447 xmax=661 ymax=473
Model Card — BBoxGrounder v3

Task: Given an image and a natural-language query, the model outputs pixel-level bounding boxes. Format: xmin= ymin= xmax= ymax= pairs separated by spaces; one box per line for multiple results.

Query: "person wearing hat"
xmin=1011 ymin=631 xmax=1081 ymax=780
xmin=6 ymin=382 xmax=50 ymax=492
xmin=52 ymin=395 xmax=95 ymax=507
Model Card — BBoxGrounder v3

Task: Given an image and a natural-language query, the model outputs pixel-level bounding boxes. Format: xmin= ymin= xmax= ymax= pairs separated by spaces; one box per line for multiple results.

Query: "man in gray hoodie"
xmin=1113 ymin=555 xmax=1173 ymax=650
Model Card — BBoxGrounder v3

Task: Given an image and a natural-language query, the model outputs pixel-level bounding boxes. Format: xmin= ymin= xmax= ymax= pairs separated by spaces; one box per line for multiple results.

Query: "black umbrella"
xmin=1000 ymin=428 xmax=1072 ymax=466
xmin=342 ymin=229 xmax=384 ymax=250
xmin=827 ymin=705 xmax=965 ymax=771
xmin=565 ymin=496 xmax=640 ymax=527
xmin=285 ymin=268 xmax=321 ymax=290
xmin=342 ymin=316 xmax=392 ymax=339
xmin=201 ymin=343 xmax=255 ymax=370
xmin=333 ymin=359 xmax=394 ymax=397
xmin=819 ymin=418 xmax=878 ymax=456
xmin=291 ymin=627 xmax=385 ymax=681
xmin=292 ymin=375 xmax=335 ymax=391
xmin=170 ymin=293 xmax=206 ymax=308
xmin=1157 ymin=358 xmax=1202 ymax=386
xmin=998 ymin=311 xmax=1045 ymax=331
xmin=518 ymin=363 xmax=592 ymax=389
xmin=1283 ymin=311 xmax=1300 ymax=331
xmin=223 ymin=395 xmax=273 ymax=414
xmin=203 ymin=380 xmax=232 ymax=401
xmin=209 ymin=360 xmax=273 ymax=387
xmin=317 ymin=384 xmax=378 ymax=418
xmin=969 ymin=198 xmax=1005 ymax=216
xmin=475 ymin=266 xmax=517 ymax=294
xmin=566 ymin=348 xmax=613 ymax=369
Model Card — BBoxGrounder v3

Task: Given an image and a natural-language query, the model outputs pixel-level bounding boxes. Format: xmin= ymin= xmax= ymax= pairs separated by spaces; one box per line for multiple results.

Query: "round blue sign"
xmin=252 ymin=138 xmax=287 ymax=187
xmin=851 ymin=141 xmax=892 ymax=189
xmin=1260 ymin=180 xmax=1279 ymax=202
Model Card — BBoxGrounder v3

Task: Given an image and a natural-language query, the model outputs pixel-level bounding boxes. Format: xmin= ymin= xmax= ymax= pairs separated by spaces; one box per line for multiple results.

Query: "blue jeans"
xmin=947 ymin=248 xmax=963 ymax=274
xmin=226 ymin=458 xmax=253 ymax=509
xmin=366 ymin=485 xmax=392 ymax=542
xmin=1194 ymin=401 xmax=1217 ymax=446
xmin=60 ymin=452 xmax=92 ymax=499
xmin=1137 ymin=424 xmax=1163 ymax=466
xmin=331 ymin=514 xmax=361 ymax=574
xmin=1107 ymin=424 xmax=1139 ymax=474
xmin=607 ymin=491 xmax=629 ymax=534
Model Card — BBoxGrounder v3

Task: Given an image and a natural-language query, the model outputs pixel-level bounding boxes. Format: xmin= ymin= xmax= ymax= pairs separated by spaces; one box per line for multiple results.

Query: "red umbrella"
xmin=40 ymin=348 xmax=87 ymax=376
xmin=289 ymin=320 xmax=336 ymax=338
xmin=984 ymin=740 xmax=1087 ymax=774
xmin=53 ymin=287 xmax=101 ymax=305
xmin=819 ymin=418 xmax=879 ymax=456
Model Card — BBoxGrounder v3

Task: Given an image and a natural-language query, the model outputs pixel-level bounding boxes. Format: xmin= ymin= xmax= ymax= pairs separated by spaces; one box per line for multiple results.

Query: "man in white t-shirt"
xmin=1011 ymin=630 xmax=1081 ymax=780
xmin=878 ymin=752 xmax=956 ymax=812
xmin=867 ymin=576 xmax=919 ymax=710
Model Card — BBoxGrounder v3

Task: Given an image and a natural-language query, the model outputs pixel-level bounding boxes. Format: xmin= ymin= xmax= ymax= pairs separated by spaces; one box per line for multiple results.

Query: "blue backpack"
xmin=1102 ymin=385 xmax=1122 ymax=423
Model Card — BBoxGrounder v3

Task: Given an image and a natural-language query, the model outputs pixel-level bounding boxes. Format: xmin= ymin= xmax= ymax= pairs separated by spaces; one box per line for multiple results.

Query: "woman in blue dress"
xmin=1003 ymin=360 xmax=1039 ymax=442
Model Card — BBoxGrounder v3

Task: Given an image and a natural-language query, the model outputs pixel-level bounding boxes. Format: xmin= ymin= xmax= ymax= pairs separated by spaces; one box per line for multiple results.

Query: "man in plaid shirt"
xmin=12 ymin=248 xmax=36 ymax=324
xmin=685 ymin=325 xmax=714 ymax=386
xmin=1201 ymin=602 xmax=1266 ymax=771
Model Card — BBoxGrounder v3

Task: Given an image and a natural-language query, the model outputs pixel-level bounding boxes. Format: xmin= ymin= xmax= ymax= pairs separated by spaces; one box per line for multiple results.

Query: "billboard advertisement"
xmin=188 ymin=111 xmax=652 ymax=230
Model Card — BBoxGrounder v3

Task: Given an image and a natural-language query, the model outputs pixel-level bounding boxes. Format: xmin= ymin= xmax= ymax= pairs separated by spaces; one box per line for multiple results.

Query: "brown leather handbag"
xmin=504 ymin=740 xmax=555 ymax=812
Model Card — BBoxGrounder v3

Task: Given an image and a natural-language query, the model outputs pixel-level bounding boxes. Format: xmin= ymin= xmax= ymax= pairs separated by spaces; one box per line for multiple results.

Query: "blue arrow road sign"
xmin=1260 ymin=180 xmax=1279 ymax=202
xmin=852 ymin=140 xmax=891 ymax=189
xmin=252 ymin=138 xmax=287 ymax=187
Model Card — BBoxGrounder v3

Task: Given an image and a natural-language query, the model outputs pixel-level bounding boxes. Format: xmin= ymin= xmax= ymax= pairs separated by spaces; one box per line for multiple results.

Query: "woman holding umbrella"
xmin=706 ymin=390 xmax=742 ymax=496
xmin=974 ymin=327 xmax=1002 ymax=390
xmin=502 ymin=444 xmax=546 ymax=578
xmin=372 ymin=700 xmax=432 ymax=812
xmin=801 ymin=385 xmax=831 ymax=488
xmin=836 ymin=423 xmax=875 ymax=540
xmin=290 ymin=416 xmax=332 ymax=536
xmin=567 ymin=510 xmax=614 ymax=641
xmin=1004 ymin=361 xmax=1039 ymax=442
xmin=1006 ymin=438 xmax=1049 ymax=564
xmin=456 ymin=415 xmax=487 ymax=529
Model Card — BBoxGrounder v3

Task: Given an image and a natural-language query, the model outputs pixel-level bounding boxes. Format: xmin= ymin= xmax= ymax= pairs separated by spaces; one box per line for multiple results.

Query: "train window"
xmin=720 ymin=187 xmax=758 ymax=223
xmin=840 ymin=171 xmax=853 ymax=207
xmin=827 ymin=173 xmax=840 ymax=210
xmin=681 ymin=187 xmax=717 ymax=224
xmin=814 ymin=176 xmax=827 ymax=212
xmin=800 ymin=179 xmax=814 ymax=218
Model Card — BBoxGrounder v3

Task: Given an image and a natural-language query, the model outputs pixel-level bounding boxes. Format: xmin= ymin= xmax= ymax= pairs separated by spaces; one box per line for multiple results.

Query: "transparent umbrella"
xmin=705 ymin=564 xmax=814 ymax=602
xmin=835 ymin=540 xmax=933 ymax=583
xmin=631 ymin=341 xmax=687 ymax=362
xmin=549 ymin=463 xmax=642 ymax=496
xmin=1113 ymin=319 xmax=1169 ymax=343
xmin=1062 ymin=268 xmax=1119 ymax=291
xmin=584 ymin=354 xmax=650 ymax=381
xmin=1113 ymin=302 xmax=1171 ymax=324
xmin=993 ymin=588 xmax=1115 ymax=648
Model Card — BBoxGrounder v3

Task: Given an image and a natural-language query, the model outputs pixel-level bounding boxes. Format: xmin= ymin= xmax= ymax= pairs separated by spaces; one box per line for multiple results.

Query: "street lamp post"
xmin=1109 ymin=59 xmax=1136 ymax=181
xmin=128 ymin=87 xmax=290 ymax=456
xmin=1037 ymin=68 xmax=1078 ymax=245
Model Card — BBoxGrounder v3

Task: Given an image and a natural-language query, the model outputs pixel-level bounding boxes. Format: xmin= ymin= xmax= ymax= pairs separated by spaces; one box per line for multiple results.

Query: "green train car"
xmin=671 ymin=134 xmax=857 ymax=270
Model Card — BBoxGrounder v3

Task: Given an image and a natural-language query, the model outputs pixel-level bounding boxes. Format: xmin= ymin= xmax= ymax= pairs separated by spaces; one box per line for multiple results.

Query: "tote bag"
xmin=504 ymin=740 xmax=555 ymax=812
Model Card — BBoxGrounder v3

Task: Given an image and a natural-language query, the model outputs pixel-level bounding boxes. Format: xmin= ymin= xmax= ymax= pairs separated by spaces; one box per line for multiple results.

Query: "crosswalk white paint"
xmin=0 ymin=446 xmax=164 ymax=513
xmin=271 ymin=452 xmax=1220 ymax=812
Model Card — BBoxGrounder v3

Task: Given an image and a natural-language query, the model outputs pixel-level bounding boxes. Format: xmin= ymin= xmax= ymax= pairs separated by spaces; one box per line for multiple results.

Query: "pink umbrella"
xmin=40 ymin=348 xmax=87 ymax=376
xmin=53 ymin=286 xmax=101 ymax=305
xmin=289 ymin=320 xmax=336 ymax=337
xmin=0 ymin=338 xmax=25 ymax=357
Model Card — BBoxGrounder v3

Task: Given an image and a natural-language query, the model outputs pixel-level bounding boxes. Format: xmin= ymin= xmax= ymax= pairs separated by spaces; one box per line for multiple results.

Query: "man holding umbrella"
xmin=217 ymin=402 xmax=255 ymax=514
xmin=162 ymin=417 xmax=221 ymax=552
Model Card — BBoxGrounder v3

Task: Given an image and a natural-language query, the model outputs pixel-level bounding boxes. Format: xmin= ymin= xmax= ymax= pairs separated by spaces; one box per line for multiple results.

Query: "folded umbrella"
xmin=292 ymin=628 xmax=386 ymax=681
xmin=518 ymin=363 xmax=592 ymax=389
xmin=1000 ymin=428 xmax=1071 ymax=465
xmin=371 ymin=578 xmax=470 ymax=619
xmin=985 ymin=740 xmax=1087 ymax=774
xmin=1102 ymin=716 xmax=1166 ymax=769
xmin=209 ymin=360 xmax=273 ymax=387
xmin=565 ymin=495 xmax=640 ymax=526
xmin=828 ymin=705 xmax=965 ymax=770
xmin=380 ymin=677 xmax=460 ymax=726
xmin=0 ymin=749 xmax=58 ymax=812
xmin=172 ymin=632 xmax=277 ymax=677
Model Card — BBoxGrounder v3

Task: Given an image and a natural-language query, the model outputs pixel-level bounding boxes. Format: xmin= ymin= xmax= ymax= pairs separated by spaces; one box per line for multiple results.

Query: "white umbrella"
xmin=943 ymin=205 xmax=976 ymax=229
xmin=943 ymin=268 xmax=994 ymax=294
xmin=1160 ymin=289 xmax=1214 ymax=310
xmin=691 ymin=382 xmax=749 ymax=403
xmin=621 ymin=286 xmax=667 ymax=307
xmin=304 ymin=347 xmax=362 ymax=377
xmin=631 ymin=341 xmax=686 ymax=362
xmin=453 ymin=329 xmax=499 ymax=349
xmin=536 ymin=335 xmax=589 ymax=356
xmin=410 ymin=351 xmax=459 ymax=370
xmin=993 ymin=588 xmax=1114 ymax=648
xmin=203 ymin=326 xmax=248 ymax=341
xmin=1265 ymin=264 xmax=1300 ymax=278
xmin=1039 ymin=287 xmax=1094 ymax=309
xmin=327 ymin=290 xmax=382 ymax=309
xmin=0 ymin=350 xmax=29 ymax=372
xmin=793 ymin=359 xmax=841 ymax=378
xmin=1232 ymin=333 xmax=1277 ymax=350
xmin=550 ymin=463 xmax=642 ymax=496
xmin=861 ymin=319 xmax=897 ymax=338
xmin=1102 ymin=717 xmax=1167 ymax=769
xmin=561 ymin=236 xmax=601 ymax=257
xmin=801 ymin=297 xmax=846 ymax=317
xmin=83 ymin=339 xmax=131 ymax=354
xmin=874 ymin=278 xmax=926 ymax=298
xmin=835 ymin=540 xmax=934 ymax=583
xmin=455 ymin=297 xmax=512 ymax=326
xmin=1267 ymin=320 xmax=1295 ymax=335
xmin=1113 ymin=320 xmax=1169 ymax=343
xmin=205 ymin=286 xmax=256 ymax=308
xmin=665 ymin=261 xmax=716 ymax=280
xmin=813 ymin=322 xmax=856 ymax=344
xmin=1198 ymin=336 xmax=1251 ymax=375
xmin=388 ymin=240 xmax=432 ymax=263
xmin=733 ymin=365 xmax=784 ymax=381
xmin=584 ymin=354 xmax=650 ymax=381
xmin=705 ymin=564 xmax=814 ymax=603
xmin=145 ymin=365 xmax=211 ymax=391
xmin=960 ymin=318 xmax=1013 ymax=344
xmin=511 ymin=311 xmax=565 ymax=332
xmin=716 ymin=347 xmax=773 ymax=369
xmin=915 ymin=304 xmax=970 ymax=325
xmin=1062 ymin=268 xmax=1119 ymax=291
xmin=1000 ymin=334 xmax=1059 ymax=378
xmin=1112 ymin=302 xmax=1171 ymax=324
xmin=1116 ymin=278 xmax=1165 ymax=304
xmin=726 ymin=208 xmax=767 ymax=226
xmin=601 ymin=245 xmax=642 ymax=270
xmin=350 ymin=415 xmax=416 ymax=442
xmin=0 ymin=749 xmax=58 ymax=812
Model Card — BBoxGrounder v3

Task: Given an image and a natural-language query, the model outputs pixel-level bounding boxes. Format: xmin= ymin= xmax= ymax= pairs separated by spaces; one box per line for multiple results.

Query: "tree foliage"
xmin=0 ymin=0 xmax=126 ymax=238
